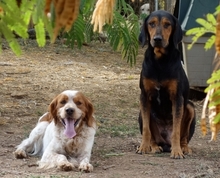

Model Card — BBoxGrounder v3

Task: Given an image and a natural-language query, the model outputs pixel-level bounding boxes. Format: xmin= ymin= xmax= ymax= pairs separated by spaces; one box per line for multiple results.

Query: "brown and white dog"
xmin=14 ymin=90 xmax=96 ymax=172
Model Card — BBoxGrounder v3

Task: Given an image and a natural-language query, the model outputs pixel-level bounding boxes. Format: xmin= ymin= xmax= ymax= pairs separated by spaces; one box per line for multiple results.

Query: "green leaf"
xmin=35 ymin=19 xmax=46 ymax=47
xmin=207 ymin=70 xmax=220 ymax=84
xmin=204 ymin=35 xmax=216 ymax=50
xmin=186 ymin=11 xmax=216 ymax=50
xmin=9 ymin=40 xmax=22 ymax=56
xmin=215 ymin=5 xmax=220 ymax=15
xmin=205 ymin=83 xmax=220 ymax=93
xmin=196 ymin=18 xmax=213 ymax=29
xmin=0 ymin=21 xmax=22 ymax=55
xmin=80 ymin=0 xmax=96 ymax=15
xmin=64 ymin=14 xmax=85 ymax=49
xmin=213 ymin=113 xmax=220 ymax=124
xmin=206 ymin=13 xmax=217 ymax=26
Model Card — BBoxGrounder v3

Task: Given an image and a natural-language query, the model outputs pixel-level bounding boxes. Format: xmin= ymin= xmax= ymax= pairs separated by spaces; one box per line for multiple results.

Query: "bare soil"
xmin=0 ymin=40 xmax=220 ymax=178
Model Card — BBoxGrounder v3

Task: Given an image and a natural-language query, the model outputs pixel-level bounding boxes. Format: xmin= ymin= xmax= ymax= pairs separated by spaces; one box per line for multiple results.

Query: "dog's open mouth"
xmin=61 ymin=118 xmax=80 ymax=138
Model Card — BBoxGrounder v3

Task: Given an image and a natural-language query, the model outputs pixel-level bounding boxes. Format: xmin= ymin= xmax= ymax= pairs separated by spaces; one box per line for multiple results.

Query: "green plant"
xmin=0 ymin=0 xmax=139 ymax=66
xmin=186 ymin=11 xmax=218 ymax=50
xmin=106 ymin=9 xmax=139 ymax=66
xmin=186 ymin=5 xmax=220 ymax=136
xmin=65 ymin=0 xmax=139 ymax=66
xmin=0 ymin=0 xmax=52 ymax=55
xmin=109 ymin=0 xmax=139 ymax=66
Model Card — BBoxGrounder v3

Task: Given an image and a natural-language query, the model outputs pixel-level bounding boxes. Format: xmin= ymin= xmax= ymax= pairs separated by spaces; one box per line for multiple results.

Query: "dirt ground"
xmin=0 ymin=39 xmax=220 ymax=178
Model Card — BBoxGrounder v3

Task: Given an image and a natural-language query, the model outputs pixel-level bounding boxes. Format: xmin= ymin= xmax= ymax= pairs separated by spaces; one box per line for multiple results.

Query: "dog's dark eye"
xmin=149 ymin=22 xmax=155 ymax=28
xmin=60 ymin=100 xmax=66 ymax=105
xmin=75 ymin=101 xmax=82 ymax=106
xmin=164 ymin=23 xmax=171 ymax=28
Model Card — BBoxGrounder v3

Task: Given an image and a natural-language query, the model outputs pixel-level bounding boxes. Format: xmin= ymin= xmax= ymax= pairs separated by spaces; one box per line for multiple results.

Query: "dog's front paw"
xmin=58 ymin=161 xmax=74 ymax=171
xmin=79 ymin=162 xmax=93 ymax=172
xmin=136 ymin=143 xmax=151 ymax=154
xmin=181 ymin=145 xmax=192 ymax=155
xmin=14 ymin=148 xmax=27 ymax=159
xmin=170 ymin=147 xmax=184 ymax=159
xmin=151 ymin=145 xmax=163 ymax=153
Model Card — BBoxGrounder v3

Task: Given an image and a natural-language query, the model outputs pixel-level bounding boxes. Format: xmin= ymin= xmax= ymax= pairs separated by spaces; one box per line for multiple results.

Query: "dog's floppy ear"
xmin=139 ymin=17 xmax=149 ymax=47
xmin=49 ymin=97 xmax=59 ymax=125
xmin=172 ymin=16 xmax=183 ymax=47
xmin=84 ymin=98 xmax=95 ymax=127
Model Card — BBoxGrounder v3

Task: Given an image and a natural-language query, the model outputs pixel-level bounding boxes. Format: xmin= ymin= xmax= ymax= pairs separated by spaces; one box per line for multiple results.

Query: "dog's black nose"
xmin=153 ymin=35 xmax=162 ymax=42
xmin=66 ymin=108 xmax=74 ymax=115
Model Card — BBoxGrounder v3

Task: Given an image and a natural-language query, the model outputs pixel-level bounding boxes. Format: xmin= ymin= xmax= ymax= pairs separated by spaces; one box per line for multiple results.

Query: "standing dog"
xmin=137 ymin=10 xmax=196 ymax=159
xmin=14 ymin=90 xmax=96 ymax=171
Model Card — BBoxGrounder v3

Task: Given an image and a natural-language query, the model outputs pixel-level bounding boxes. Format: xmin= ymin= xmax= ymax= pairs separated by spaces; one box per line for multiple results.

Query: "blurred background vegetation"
xmin=0 ymin=0 xmax=176 ymax=65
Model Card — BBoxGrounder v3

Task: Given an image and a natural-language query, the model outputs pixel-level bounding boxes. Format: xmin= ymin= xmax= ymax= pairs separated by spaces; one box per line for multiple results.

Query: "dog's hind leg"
xmin=14 ymin=121 xmax=49 ymax=158
xmin=180 ymin=101 xmax=196 ymax=155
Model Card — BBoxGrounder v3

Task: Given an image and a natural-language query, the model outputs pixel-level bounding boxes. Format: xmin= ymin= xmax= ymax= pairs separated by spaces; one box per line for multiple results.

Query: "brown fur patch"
xmin=147 ymin=17 xmax=158 ymax=39
xmin=39 ymin=112 xmax=53 ymax=123
xmin=49 ymin=94 xmax=69 ymax=125
xmin=142 ymin=78 xmax=158 ymax=99
xmin=161 ymin=80 xmax=177 ymax=99
xmin=154 ymin=47 xmax=166 ymax=59
xmin=74 ymin=92 xmax=95 ymax=127
xmin=161 ymin=17 xmax=172 ymax=46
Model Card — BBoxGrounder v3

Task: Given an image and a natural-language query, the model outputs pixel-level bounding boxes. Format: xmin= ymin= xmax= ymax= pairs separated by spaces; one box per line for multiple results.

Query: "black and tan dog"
xmin=137 ymin=10 xmax=196 ymax=159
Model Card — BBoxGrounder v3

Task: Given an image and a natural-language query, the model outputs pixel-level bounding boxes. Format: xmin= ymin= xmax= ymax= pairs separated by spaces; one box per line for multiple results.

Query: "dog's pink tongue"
xmin=63 ymin=118 xmax=76 ymax=138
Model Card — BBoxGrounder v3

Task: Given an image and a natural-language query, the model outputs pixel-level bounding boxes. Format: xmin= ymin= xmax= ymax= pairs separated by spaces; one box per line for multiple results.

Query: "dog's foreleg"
xmin=137 ymin=102 xmax=152 ymax=154
xmin=77 ymin=127 xmax=95 ymax=172
xmin=39 ymin=152 xmax=74 ymax=171
xmin=170 ymin=97 xmax=184 ymax=159
xmin=39 ymin=139 xmax=74 ymax=171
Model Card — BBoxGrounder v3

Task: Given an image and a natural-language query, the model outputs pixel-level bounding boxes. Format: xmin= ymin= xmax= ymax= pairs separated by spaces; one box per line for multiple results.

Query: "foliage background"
xmin=0 ymin=0 xmax=140 ymax=66
xmin=186 ymin=5 xmax=220 ymax=128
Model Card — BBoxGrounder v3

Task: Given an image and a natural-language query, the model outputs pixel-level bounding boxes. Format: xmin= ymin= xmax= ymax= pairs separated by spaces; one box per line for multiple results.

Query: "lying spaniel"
xmin=14 ymin=90 xmax=96 ymax=172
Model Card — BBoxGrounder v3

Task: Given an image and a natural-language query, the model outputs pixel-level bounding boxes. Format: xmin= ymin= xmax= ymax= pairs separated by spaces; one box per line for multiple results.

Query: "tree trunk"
xmin=149 ymin=0 xmax=155 ymax=12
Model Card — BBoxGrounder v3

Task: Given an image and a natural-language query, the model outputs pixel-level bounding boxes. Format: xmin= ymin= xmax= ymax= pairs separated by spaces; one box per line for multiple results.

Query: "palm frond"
xmin=65 ymin=14 xmax=85 ymax=49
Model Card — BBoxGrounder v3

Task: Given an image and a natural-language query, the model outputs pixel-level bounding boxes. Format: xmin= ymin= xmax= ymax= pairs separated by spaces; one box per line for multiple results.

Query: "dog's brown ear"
xmin=85 ymin=98 xmax=95 ymax=127
xmin=139 ymin=17 xmax=149 ymax=47
xmin=49 ymin=97 xmax=59 ymax=125
xmin=172 ymin=16 xmax=183 ymax=47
